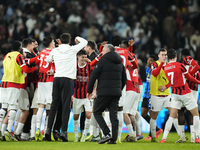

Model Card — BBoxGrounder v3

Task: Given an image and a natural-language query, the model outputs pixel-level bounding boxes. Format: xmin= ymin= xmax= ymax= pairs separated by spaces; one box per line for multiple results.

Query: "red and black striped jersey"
xmin=73 ymin=62 xmax=93 ymax=99
xmin=115 ymin=47 xmax=137 ymax=70
xmin=38 ymin=48 xmax=54 ymax=82
xmin=182 ymin=56 xmax=199 ymax=91
xmin=164 ymin=61 xmax=191 ymax=95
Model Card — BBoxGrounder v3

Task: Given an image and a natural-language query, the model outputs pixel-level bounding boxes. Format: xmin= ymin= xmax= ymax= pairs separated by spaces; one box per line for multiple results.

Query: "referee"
xmin=45 ymin=33 xmax=87 ymax=142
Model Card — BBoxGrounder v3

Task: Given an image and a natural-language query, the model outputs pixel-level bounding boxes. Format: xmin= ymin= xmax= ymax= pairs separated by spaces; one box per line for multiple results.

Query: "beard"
xmin=33 ymin=48 xmax=39 ymax=54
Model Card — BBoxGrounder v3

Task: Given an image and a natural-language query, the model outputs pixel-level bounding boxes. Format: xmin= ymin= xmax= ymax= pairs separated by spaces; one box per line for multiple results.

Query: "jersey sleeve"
xmin=182 ymin=56 xmax=193 ymax=66
xmin=180 ymin=64 xmax=188 ymax=74
xmin=16 ymin=54 xmax=36 ymax=73
xmin=128 ymin=51 xmax=138 ymax=69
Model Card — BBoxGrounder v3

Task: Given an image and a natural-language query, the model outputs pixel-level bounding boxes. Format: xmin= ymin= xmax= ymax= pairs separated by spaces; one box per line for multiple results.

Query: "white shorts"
xmin=18 ymin=89 xmax=30 ymax=110
xmin=124 ymin=91 xmax=140 ymax=115
xmin=171 ymin=93 xmax=198 ymax=110
xmin=37 ymin=82 xmax=53 ymax=105
xmin=191 ymin=90 xmax=198 ymax=102
xmin=119 ymin=85 xmax=126 ymax=107
xmin=0 ymin=87 xmax=19 ymax=108
xmin=151 ymin=95 xmax=171 ymax=112
xmin=73 ymin=97 xmax=92 ymax=114
xmin=31 ymin=88 xmax=38 ymax=109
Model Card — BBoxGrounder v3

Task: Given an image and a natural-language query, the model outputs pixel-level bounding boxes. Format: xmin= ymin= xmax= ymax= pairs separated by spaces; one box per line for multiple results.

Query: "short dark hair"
xmin=159 ymin=48 xmax=167 ymax=54
xmin=77 ymin=49 xmax=87 ymax=56
xmin=12 ymin=41 xmax=21 ymax=51
xmin=167 ymin=49 xmax=177 ymax=60
xmin=87 ymin=40 xmax=97 ymax=50
xmin=181 ymin=48 xmax=190 ymax=56
xmin=22 ymin=38 xmax=33 ymax=48
xmin=42 ymin=36 xmax=53 ymax=47
xmin=111 ymin=35 xmax=121 ymax=46
xmin=60 ymin=33 xmax=71 ymax=44
xmin=149 ymin=55 xmax=157 ymax=61
xmin=121 ymin=40 xmax=129 ymax=47
xmin=105 ymin=44 xmax=115 ymax=52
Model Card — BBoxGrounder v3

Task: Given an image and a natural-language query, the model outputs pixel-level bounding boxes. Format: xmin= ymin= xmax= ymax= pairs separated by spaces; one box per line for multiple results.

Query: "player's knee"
xmin=86 ymin=112 xmax=91 ymax=119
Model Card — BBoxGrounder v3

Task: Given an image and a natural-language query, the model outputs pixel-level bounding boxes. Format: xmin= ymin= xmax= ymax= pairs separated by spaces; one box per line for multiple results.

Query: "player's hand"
xmin=75 ymin=36 xmax=79 ymax=44
xmin=71 ymin=96 xmax=73 ymax=102
xmin=101 ymin=41 xmax=108 ymax=46
xmin=56 ymin=39 xmax=62 ymax=46
xmin=91 ymin=91 xmax=96 ymax=99
xmin=47 ymin=70 xmax=54 ymax=75
xmin=158 ymin=85 xmax=166 ymax=92
xmin=87 ymin=93 xmax=93 ymax=100
xmin=127 ymin=64 xmax=133 ymax=71
xmin=36 ymin=65 xmax=39 ymax=71
xmin=128 ymin=39 xmax=135 ymax=46
xmin=85 ymin=58 xmax=91 ymax=63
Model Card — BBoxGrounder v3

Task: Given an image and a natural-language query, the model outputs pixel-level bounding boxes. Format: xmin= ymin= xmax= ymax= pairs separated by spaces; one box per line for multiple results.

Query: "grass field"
xmin=0 ymin=133 xmax=199 ymax=150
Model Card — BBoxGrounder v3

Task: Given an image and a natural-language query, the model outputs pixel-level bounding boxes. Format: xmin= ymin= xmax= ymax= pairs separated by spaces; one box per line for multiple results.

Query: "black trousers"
xmin=47 ymin=77 xmax=72 ymax=132
xmin=93 ymin=95 xmax=119 ymax=141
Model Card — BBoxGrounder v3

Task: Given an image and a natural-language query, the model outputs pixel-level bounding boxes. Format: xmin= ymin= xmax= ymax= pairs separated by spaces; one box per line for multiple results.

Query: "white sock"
xmin=1 ymin=124 xmax=7 ymax=136
xmin=193 ymin=116 xmax=200 ymax=137
xmin=36 ymin=108 xmax=44 ymax=129
xmin=0 ymin=109 xmax=6 ymax=129
xmin=162 ymin=117 xmax=174 ymax=140
xmin=127 ymin=124 xmax=134 ymax=136
xmin=93 ymin=125 xmax=99 ymax=137
xmin=13 ymin=109 xmax=22 ymax=132
xmin=15 ymin=122 xmax=24 ymax=135
xmin=135 ymin=111 xmax=141 ymax=135
xmin=190 ymin=125 xmax=195 ymax=139
xmin=150 ymin=118 xmax=156 ymax=138
xmin=7 ymin=110 xmax=16 ymax=132
xmin=44 ymin=116 xmax=48 ymax=136
xmin=117 ymin=111 xmax=123 ymax=139
xmin=104 ymin=111 xmax=111 ymax=131
xmin=73 ymin=120 xmax=79 ymax=138
xmin=173 ymin=118 xmax=180 ymax=136
xmin=180 ymin=125 xmax=185 ymax=139
xmin=89 ymin=125 xmax=93 ymax=136
xmin=30 ymin=115 xmax=36 ymax=138
xmin=83 ymin=118 xmax=91 ymax=135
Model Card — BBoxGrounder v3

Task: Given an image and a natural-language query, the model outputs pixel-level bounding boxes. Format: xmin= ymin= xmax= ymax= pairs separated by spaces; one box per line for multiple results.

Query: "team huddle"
xmin=0 ymin=33 xmax=200 ymax=144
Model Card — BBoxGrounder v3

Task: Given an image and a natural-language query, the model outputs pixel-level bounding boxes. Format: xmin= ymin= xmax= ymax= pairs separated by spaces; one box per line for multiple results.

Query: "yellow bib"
xmin=2 ymin=51 xmax=25 ymax=84
xmin=150 ymin=61 xmax=170 ymax=95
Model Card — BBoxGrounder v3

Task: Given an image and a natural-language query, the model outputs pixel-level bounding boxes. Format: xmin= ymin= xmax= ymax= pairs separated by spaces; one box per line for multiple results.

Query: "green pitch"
xmin=0 ymin=133 xmax=199 ymax=150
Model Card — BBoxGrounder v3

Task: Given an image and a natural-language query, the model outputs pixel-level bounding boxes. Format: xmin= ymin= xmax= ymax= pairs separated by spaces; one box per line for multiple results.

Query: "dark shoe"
xmin=45 ymin=128 xmax=51 ymax=141
xmin=13 ymin=134 xmax=22 ymax=141
xmin=98 ymin=134 xmax=112 ymax=144
xmin=53 ymin=130 xmax=61 ymax=141
xmin=2 ymin=136 xmax=6 ymax=141
xmin=107 ymin=140 xmax=116 ymax=144
xmin=60 ymin=131 xmax=68 ymax=142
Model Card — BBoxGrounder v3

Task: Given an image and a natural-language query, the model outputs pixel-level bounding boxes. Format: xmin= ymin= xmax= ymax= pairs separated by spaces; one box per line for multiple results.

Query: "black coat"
xmin=87 ymin=51 xmax=127 ymax=97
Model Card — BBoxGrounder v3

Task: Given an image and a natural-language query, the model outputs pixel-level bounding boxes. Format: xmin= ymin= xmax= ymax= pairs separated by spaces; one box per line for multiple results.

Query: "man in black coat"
xmin=87 ymin=44 xmax=127 ymax=144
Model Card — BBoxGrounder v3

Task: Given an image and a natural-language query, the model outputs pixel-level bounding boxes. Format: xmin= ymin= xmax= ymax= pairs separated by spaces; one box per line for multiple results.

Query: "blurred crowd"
xmin=0 ymin=0 xmax=200 ymax=80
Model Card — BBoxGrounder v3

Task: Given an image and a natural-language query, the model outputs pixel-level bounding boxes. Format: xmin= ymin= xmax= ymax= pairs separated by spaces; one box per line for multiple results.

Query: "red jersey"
xmin=182 ymin=56 xmax=199 ymax=91
xmin=164 ymin=61 xmax=191 ymax=95
xmin=38 ymin=48 xmax=54 ymax=82
xmin=126 ymin=67 xmax=139 ymax=93
xmin=1 ymin=54 xmax=36 ymax=89
xmin=115 ymin=47 xmax=137 ymax=70
xmin=74 ymin=62 xmax=93 ymax=99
